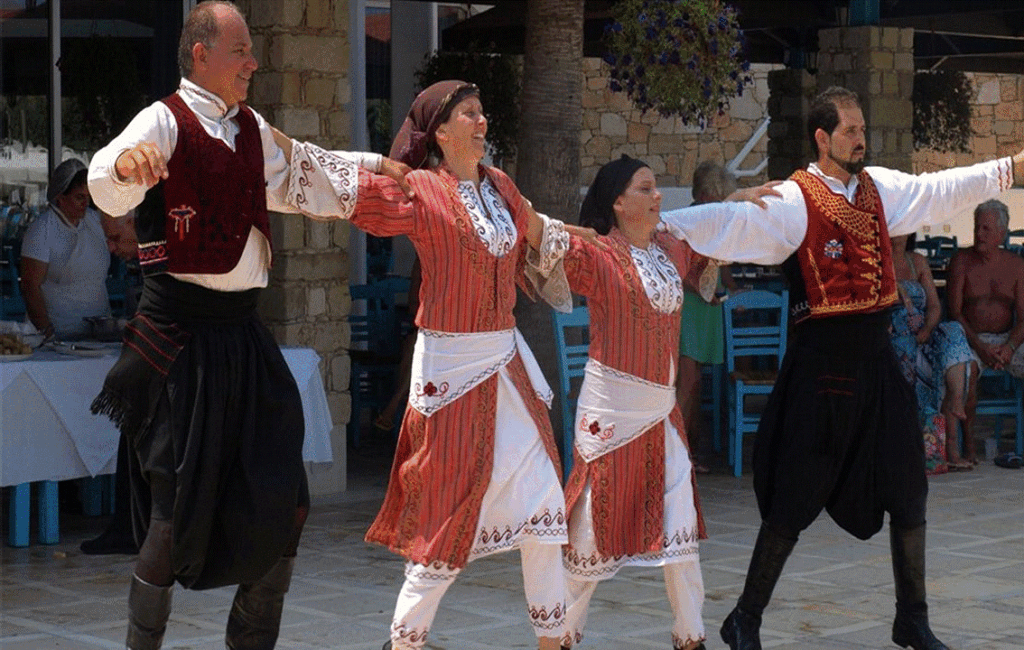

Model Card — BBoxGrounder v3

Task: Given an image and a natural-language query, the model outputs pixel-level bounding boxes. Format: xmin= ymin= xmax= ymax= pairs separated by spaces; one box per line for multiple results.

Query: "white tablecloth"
xmin=0 ymin=346 xmax=333 ymax=487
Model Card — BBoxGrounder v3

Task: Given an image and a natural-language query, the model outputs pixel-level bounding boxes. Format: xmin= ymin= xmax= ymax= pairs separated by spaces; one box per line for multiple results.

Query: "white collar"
xmin=807 ymin=162 xmax=860 ymax=200
xmin=178 ymin=77 xmax=239 ymax=122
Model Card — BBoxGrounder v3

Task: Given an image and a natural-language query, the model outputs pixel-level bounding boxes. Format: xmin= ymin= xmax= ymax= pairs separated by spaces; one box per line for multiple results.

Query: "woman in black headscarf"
xmin=555 ymin=155 xmax=714 ymax=650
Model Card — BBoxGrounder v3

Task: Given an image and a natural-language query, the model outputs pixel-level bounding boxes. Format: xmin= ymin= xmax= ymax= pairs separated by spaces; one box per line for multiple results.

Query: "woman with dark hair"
xmin=274 ymin=80 xmax=574 ymax=650
xmin=889 ymin=233 xmax=977 ymax=472
xmin=21 ymin=158 xmax=112 ymax=340
xmin=557 ymin=155 xmax=717 ymax=650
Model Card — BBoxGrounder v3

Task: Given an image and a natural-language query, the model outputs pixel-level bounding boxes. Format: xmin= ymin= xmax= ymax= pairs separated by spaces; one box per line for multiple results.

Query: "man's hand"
xmin=380 ymin=157 xmax=414 ymax=199
xmin=992 ymin=343 xmax=1015 ymax=368
xmin=726 ymin=181 xmax=784 ymax=209
xmin=115 ymin=142 xmax=167 ymax=187
xmin=1012 ymin=149 xmax=1024 ymax=186
xmin=977 ymin=342 xmax=1006 ymax=370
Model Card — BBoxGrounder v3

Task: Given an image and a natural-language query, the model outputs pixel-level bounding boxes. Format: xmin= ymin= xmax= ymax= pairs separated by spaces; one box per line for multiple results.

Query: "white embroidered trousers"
xmin=564 ymin=559 xmax=705 ymax=648
xmin=390 ymin=541 xmax=567 ymax=649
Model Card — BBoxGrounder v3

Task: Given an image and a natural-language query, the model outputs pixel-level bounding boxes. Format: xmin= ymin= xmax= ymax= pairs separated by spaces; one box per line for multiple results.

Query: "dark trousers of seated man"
xmin=720 ymin=312 xmax=947 ymax=650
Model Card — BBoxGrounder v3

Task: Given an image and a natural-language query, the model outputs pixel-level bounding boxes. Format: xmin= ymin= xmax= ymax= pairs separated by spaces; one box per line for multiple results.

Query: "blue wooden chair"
xmin=701 ymin=363 xmax=724 ymax=453
xmin=347 ymin=276 xmax=411 ymax=447
xmin=7 ymin=481 xmax=59 ymax=547
xmin=917 ymin=235 xmax=958 ymax=283
xmin=967 ymin=368 xmax=1024 ymax=457
xmin=551 ymin=305 xmax=590 ymax=480
xmin=1006 ymin=229 xmax=1024 ymax=258
xmin=722 ymin=289 xmax=789 ymax=477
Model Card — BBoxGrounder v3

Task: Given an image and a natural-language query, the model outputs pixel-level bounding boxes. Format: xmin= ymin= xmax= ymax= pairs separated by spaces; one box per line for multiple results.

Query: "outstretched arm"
xmin=661 ymin=180 xmax=806 ymax=265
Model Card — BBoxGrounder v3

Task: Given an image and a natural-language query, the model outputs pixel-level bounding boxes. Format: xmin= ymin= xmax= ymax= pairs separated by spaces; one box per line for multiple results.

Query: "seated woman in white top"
xmin=20 ymin=158 xmax=111 ymax=339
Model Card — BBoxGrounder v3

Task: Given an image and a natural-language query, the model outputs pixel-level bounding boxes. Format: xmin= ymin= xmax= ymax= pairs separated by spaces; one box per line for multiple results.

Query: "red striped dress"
xmin=562 ymin=229 xmax=708 ymax=579
xmin=343 ymin=163 xmax=566 ymax=569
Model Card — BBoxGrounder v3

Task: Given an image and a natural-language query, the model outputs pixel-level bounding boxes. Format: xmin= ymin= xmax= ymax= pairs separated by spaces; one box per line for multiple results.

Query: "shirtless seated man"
xmin=948 ymin=199 xmax=1024 ymax=462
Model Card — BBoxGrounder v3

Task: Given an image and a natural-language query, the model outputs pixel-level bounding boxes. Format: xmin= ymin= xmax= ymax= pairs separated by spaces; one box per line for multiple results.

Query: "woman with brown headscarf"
xmin=274 ymin=81 xmax=573 ymax=650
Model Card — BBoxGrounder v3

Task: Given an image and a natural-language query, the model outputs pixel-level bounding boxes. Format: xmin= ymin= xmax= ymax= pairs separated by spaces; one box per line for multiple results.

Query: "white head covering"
xmin=47 ymin=158 xmax=87 ymax=203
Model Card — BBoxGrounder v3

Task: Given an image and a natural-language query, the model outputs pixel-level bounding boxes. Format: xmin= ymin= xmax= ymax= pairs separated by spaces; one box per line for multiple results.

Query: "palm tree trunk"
xmin=514 ymin=0 xmax=585 ymax=461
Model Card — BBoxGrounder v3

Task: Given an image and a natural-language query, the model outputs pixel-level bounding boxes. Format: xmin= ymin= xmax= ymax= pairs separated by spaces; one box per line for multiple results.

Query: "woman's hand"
xmin=379 ymin=157 xmax=415 ymax=199
xmin=725 ymin=181 xmax=784 ymax=209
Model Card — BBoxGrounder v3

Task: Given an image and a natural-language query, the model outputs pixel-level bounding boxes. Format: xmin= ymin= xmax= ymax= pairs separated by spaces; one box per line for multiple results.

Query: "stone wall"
xmin=816 ymin=26 xmax=915 ymax=173
xmin=580 ymin=59 xmax=780 ymax=189
xmin=240 ymin=0 xmax=354 ymax=492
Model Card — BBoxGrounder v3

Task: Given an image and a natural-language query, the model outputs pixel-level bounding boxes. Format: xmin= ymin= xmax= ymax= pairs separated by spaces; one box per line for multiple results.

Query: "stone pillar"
xmin=816 ymin=26 xmax=915 ymax=172
xmin=241 ymin=0 xmax=354 ymax=494
xmin=766 ymin=69 xmax=816 ymax=180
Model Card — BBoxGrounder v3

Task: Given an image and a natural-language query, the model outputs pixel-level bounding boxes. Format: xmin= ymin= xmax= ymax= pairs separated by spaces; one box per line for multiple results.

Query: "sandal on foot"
xmin=947 ymin=461 xmax=973 ymax=472
xmin=994 ymin=452 xmax=1022 ymax=469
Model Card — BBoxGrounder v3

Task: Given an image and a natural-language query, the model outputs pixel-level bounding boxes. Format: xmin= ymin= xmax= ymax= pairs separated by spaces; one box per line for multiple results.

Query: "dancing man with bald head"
xmin=87 ymin=2 xmax=408 ymax=647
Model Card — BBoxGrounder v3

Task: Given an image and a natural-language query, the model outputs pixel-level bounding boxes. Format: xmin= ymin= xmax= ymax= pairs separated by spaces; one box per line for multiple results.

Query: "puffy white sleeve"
xmin=252 ymin=108 xmax=382 ymax=215
xmin=873 ymin=158 xmax=1015 ymax=237
xmin=523 ymin=213 xmax=573 ymax=313
xmin=86 ymin=102 xmax=177 ymax=217
xmin=659 ymin=180 xmax=808 ymax=265
xmin=283 ymin=139 xmax=362 ymax=220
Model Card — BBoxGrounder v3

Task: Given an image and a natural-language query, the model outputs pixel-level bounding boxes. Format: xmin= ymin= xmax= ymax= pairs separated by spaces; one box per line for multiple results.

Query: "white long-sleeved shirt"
xmin=88 ymin=78 xmax=381 ymax=291
xmin=660 ymin=158 xmax=1015 ymax=266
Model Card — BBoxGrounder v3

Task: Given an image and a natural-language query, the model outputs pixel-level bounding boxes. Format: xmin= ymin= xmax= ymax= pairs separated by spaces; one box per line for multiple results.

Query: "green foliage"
xmin=414 ymin=45 xmax=521 ymax=164
xmin=367 ymin=99 xmax=393 ymax=155
xmin=912 ymin=70 xmax=974 ymax=153
xmin=60 ymin=37 xmax=148 ymax=153
xmin=603 ymin=0 xmax=752 ymax=126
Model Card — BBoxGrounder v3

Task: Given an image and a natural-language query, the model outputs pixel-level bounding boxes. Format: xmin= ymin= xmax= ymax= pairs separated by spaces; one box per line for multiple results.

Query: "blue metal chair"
xmin=722 ymin=289 xmax=789 ymax=477
xmin=551 ymin=305 xmax=590 ymax=480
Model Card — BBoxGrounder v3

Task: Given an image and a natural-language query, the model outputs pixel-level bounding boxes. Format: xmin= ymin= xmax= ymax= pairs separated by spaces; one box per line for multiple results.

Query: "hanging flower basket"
xmin=602 ymin=0 xmax=752 ymax=126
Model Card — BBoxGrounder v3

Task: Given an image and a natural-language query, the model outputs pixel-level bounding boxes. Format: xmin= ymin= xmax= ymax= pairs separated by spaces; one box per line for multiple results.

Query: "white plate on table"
xmin=0 ymin=353 xmax=33 ymax=362
xmin=49 ymin=342 xmax=114 ymax=358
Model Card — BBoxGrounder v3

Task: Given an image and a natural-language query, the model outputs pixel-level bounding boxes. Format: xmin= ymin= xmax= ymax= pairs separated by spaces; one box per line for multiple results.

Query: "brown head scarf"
xmin=389 ymin=80 xmax=480 ymax=169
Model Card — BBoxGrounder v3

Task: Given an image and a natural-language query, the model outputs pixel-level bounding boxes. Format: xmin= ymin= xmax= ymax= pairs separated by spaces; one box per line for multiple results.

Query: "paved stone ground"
xmin=2 ymin=427 xmax=1022 ymax=649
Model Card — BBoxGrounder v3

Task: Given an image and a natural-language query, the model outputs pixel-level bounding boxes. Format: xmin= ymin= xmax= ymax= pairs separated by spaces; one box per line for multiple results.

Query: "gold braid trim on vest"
xmin=789 ymin=169 xmax=898 ymax=322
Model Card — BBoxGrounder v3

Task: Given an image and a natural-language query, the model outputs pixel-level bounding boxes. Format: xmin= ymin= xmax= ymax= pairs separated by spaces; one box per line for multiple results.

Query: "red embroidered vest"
xmin=136 ymin=93 xmax=271 ymax=276
xmin=783 ymin=169 xmax=898 ymax=324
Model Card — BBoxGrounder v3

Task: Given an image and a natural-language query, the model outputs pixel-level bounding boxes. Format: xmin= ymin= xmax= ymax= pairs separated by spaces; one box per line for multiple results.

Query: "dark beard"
xmin=830 ymin=151 xmax=866 ymax=175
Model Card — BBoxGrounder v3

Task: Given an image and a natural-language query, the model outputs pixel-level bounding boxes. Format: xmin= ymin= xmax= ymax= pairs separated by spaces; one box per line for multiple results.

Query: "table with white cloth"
xmin=1 ymin=345 xmax=333 ymax=546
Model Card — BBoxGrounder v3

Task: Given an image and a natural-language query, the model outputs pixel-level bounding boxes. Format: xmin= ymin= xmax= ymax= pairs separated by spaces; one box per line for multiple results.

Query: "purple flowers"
xmin=602 ymin=0 xmax=752 ymax=122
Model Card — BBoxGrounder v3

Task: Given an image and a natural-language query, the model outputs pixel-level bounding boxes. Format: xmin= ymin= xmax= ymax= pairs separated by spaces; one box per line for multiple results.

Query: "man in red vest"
xmin=87 ymin=2 xmax=409 ymax=648
xmin=660 ymin=86 xmax=1023 ymax=650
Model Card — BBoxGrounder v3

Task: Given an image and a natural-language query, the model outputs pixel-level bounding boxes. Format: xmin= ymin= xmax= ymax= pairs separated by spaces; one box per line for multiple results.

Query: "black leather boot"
xmin=890 ymin=524 xmax=949 ymax=650
xmin=225 ymin=556 xmax=295 ymax=650
xmin=720 ymin=523 xmax=797 ymax=650
xmin=126 ymin=574 xmax=173 ymax=650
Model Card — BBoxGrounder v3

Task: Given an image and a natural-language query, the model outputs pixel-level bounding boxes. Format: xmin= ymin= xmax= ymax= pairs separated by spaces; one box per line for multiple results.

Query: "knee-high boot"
xmin=890 ymin=524 xmax=948 ymax=650
xmin=225 ymin=556 xmax=295 ymax=650
xmin=720 ymin=523 xmax=797 ymax=650
xmin=126 ymin=574 xmax=173 ymax=650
